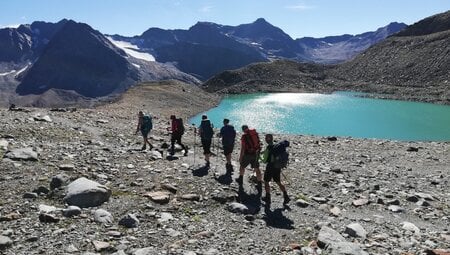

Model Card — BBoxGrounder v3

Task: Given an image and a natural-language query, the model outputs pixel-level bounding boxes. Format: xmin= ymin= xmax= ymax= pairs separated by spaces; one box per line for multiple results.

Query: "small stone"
xmin=296 ymin=199 xmax=310 ymax=208
xmin=406 ymin=195 xmax=419 ymax=203
xmin=23 ymin=192 xmax=38 ymax=199
xmin=387 ymin=199 xmax=400 ymax=205
xmin=39 ymin=213 xmax=60 ymax=223
xmin=5 ymin=147 xmax=38 ymax=161
xmin=33 ymin=186 xmax=50 ymax=194
xmin=94 ymin=209 xmax=113 ymax=224
xmin=161 ymin=183 xmax=178 ymax=193
xmin=180 ymin=194 xmax=200 ymax=201
xmin=39 ymin=204 xmax=59 ymax=213
xmin=144 ymin=191 xmax=171 ymax=204
xmin=352 ymin=198 xmax=369 ymax=207
xmin=345 ymin=223 xmax=367 ymax=238
xmin=50 ymin=174 xmax=69 ymax=190
xmin=0 ymin=235 xmax=13 ymax=250
xmin=33 ymin=115 xmax=52 ymax=122
xmin=165 ymin=228 xmax=181 ymax=237
xmin=317 ymin=226 xmax=346 ymax=248
xmin=312 ymin=197 xmax=328 ymax=204
xmin=62 ymin=206 xmax=81 ymax=217
xmin=416 ymin=200 xmax=431 ymax=207
xmin=158 ymin=212 xmax=174 ymax=223
xmin=59 ymin=164 xmax=75 ymax=171
xmin=227 ymin=202 xmax=249 ymax=214
xmin=402 ymin=221 xmax=420 ymax=234
xmin=330 ymin=206 xmax=341 ymax=217
xmin=406 ymin=146 xmax=419 ymax=152
xmin=92 ymin=240 xmax=110 ymax=252
xmin=388 ymin=205 xmax=404 ymax=213
xmin=118 ymin=214 xmax=139 ymax=228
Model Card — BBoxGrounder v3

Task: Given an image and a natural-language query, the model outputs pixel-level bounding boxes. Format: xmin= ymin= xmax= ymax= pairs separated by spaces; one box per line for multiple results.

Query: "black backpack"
xmin=200 ymin=120 xmax=214 ymax=139
xmin=175 ymin=118 xmax=185 ymax=135
xmin=272 ymin=140 xmax=289 ymax=169
xmin=142 ymin=115 xmax=153 ymax=131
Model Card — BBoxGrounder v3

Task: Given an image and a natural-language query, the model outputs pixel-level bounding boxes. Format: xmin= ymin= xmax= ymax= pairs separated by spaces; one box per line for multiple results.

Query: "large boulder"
xmin=63 ymin=177 xmax=111 ymax=208
xmin=4 ymin=147 xmax=38 ymax=161
xmin=317 ymin=226 xmax=346 ymax=248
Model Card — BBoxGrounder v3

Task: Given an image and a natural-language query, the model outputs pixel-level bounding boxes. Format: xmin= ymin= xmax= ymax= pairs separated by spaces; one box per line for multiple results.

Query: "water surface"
xmin=190 ymin=92 xmax=450 ymax=141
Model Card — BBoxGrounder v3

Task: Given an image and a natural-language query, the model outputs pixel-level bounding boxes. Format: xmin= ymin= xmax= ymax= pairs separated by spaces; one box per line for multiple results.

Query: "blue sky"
xmin=1 ymin=0 xmax=449 ymax=38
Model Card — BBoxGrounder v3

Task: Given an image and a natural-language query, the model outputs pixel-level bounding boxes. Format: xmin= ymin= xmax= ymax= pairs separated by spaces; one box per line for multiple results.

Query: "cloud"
xmin=285 ymin=4 xmax=316 ymax=11
xmin=0 ymin=24 xmax=21 ymax=28
xmin=199 ymin=5 xmax=213 ymax=13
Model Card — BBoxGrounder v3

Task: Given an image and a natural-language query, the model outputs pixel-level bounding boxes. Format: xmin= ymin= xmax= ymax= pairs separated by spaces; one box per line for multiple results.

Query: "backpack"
xmin=221 ymin=125 xmax=236 ymax=145
xmin=200 ymin=119 xmax=214 ymax=139
xmin=142 ymin=115 xmax=153 ymax=131
xmin=174 ymin=118 xmax=185 ymax=135
xmin=243 ymin=129 xmax=260 ymax=154
xmin=272 ymin=140 xmax=290 ymax=169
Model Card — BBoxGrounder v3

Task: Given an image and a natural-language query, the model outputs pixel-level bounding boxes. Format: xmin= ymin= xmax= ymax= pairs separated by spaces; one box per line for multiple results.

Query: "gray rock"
xmin=386 ymin=199 xmax=400 ymax=205
xmin=92 ymin=240 xmax=110 ymax=252
xmin=161 ymin=183 xmax=178 ymax=193
xmin=39 ymin=204 xmax=59 ymax=213
xmin=5 ymin=147 xmax=38 ymax=161
xmin=158 ymin=212 xmax=174 ymax=223
xmin=317 ymin=226 xmax=346 ymax=248
xmin=59 ymin=164 xmax=75 ymax=171
xmin=132 ymin=247 xmax=156 ymax=255
xmin=227 ymin=202 xmax=249 ymax=214
xmin=352 ymin=198 xmax=369 ymax=207
xmin=94 ymin=209 xmax=113 ymax=224
xmin=212 ymin=192 xmax=235 ymax=204
xmin=144 ymin=191 xmax=171 ymax=204
xmin=0 ymin=139 xmax=8 ymax=151
xmin=402 ymin=221 xmax=420 ymax=234
xmin=165 ymin=228 xmax=181 ymax=237
xmin=295 ymin=199 xmax=310 ymax=208
xmin=63 ymin=177 xmax=111 ymax=208
xmin=180 ymin=193 xmax=200 ymax=201
xmin=344 ymin=223 xmax=367 ymax=238
xmin=62 ymin=206 xmax=81 ymax=217
xmin=0 ymin=235 xmax=13 ymax=250
xmin=330 ymin=206 xmax=341 ymax=217
xmin=406 ymin=195 xmax=419 ymax=203
xmin=50 ymin=174 xmax=69 ymax=190
xmin=119 ymin=213 xmax=139 ymax=228
xmin=327 ymin=241 xmax=369 ymax=255
xmin=312 ymin=197 xmax=329 ymax=204
xmin=33 ymin=115 xmax=52 ymax=122
xmin=23 ymin=192 xmax=38 ymax=199
xmin=39 ymin=213 xmax=60 ymax=223
xmin=388 ymin=205 xmax=404 ymax=213
xmin=415 ymin=192 xmax=435 ymax=201
xmin=150 ymin=151 xmax=163 ymax=160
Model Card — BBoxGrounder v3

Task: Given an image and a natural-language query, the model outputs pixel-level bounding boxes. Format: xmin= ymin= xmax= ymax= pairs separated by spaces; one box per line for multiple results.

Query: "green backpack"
xmin=142 ymin=115 xmax=153 ymax=131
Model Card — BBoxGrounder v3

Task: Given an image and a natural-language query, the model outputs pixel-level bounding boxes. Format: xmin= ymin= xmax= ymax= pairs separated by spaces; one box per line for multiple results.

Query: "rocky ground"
xmin=1 ymin=81 xmax=449 ymax=255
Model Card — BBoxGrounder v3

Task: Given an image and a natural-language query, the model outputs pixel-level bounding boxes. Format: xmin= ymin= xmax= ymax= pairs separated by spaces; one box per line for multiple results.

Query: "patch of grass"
xmin=191 ymin=215 xmax=201 ymax=222
xmin=296 ymin=193 xmax=309 ymax=201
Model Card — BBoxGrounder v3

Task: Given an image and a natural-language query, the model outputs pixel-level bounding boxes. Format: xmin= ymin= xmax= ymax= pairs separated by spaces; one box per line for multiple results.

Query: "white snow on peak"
xmin=106 ymin=36 xmax=155 ymax=62
xmin=132 ymin=63 xmax=141 ymax=69
xmin=15 ymin=64 xmax=30 ymax=77
xmin=0 ymin=70 xmax=16 ymax=76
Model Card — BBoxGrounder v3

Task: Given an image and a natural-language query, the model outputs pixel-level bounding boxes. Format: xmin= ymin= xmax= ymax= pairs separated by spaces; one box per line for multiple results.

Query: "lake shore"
xmin=1 ymin=81 xmax=449 ymax=254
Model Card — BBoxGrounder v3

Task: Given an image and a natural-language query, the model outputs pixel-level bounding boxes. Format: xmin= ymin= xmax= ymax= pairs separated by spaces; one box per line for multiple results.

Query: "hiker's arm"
xmin=135 ymin=118 xmax=141 ymax=134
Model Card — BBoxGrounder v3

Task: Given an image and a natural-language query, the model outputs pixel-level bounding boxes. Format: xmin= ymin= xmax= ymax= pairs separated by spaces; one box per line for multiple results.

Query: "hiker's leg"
xmin=225 ymin=153 xmax=231 ymax=164
xmin=276 ymin=181 xmax=287 ymax=193
xmin=170 ymin=136 xmax=176 ymax=155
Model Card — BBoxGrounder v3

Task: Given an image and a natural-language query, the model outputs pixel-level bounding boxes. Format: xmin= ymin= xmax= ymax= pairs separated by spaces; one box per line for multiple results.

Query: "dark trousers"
xmin=170 ymin=133 xmax=187 ymax=155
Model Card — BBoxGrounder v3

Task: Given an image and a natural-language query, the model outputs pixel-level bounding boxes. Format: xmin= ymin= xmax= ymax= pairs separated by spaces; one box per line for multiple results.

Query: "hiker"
xmin=237 ymin=125 xmax=263 ymax=194
xmin=198 ymin=115 xmax=214 ymax=167
xmin=169 ymin=115 xmax=188 ymax=156
xmin=135 ymin=111 xmax=153 ymax=150
xmin=261 ymin=134 xmax=290 ymax=206
xmin=219 ymin=118 xmax=236 ymax=169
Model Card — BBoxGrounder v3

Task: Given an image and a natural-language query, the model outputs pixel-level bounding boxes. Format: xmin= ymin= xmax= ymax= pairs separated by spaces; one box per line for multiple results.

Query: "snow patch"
xmin=106 ymin=36 xmax=155 ymax=62
xmin=132 ymin=63 xmax=141 ymax=69
xmin=15 ymin=65 xmax=30 ymax=77
xmin=0 ymin=70 xmax=16 ymax=76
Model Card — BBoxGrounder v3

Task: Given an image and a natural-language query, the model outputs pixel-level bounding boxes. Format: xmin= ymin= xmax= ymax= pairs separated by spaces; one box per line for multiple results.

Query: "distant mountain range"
xmin=0 ymin=17 xmax=407 ymax=106
xmin=203 ymin=10 xmax=450 ymax=104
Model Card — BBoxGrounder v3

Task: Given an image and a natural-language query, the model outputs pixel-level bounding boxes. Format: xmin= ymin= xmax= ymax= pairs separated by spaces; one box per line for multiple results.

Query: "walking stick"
xmin=192 ymin=124 xmax=196 ymax=167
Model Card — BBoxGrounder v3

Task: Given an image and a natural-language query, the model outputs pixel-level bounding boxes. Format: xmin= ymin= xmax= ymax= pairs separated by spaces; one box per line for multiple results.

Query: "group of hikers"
xmin=136 ymin=111 xmax=290 ymax=206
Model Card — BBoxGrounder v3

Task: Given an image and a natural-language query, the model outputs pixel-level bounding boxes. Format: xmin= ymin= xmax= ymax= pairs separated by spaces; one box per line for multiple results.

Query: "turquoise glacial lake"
xmin=190 ymin=92 xmax=450 ymax=141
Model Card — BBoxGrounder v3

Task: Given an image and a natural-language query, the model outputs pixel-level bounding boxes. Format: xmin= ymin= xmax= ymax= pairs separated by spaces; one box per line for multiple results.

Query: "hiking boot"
xmin=141 ymin=145 xmax=146 ymax=151
xmin=149 ymin=144 xmax=154 ymax=150
xmin=225 ymin=163 xmax=233 ymax=171
xmin=256 ymin=181 xmax=262 ymax=195
xmin=183 ymin=146 xmax=189 ymax=156
xmin=283 ymin=193 xmax=291 ymax=205
xmin=205 ymin=161 xmax=210 ymax=168
xmin=235 ymin=175 xmax=243 ymax=186
xmin=262 ymin=194 xmax=271 ymax=205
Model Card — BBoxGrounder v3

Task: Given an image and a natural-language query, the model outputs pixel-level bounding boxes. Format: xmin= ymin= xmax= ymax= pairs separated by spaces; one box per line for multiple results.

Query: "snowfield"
xmin=107 ymin=36 xmax=155 ymax=62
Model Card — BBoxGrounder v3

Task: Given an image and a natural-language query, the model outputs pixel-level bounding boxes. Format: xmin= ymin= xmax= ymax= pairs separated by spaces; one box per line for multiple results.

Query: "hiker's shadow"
xmin=216 ymin=166 xmax=233 ymax=185
xmin=192 ymin=165 xmax=209 ymax=177
xmin=236 ymin=185 xmax=261 ymax=215
xmin=263 ymin=206 xmax=294 ymax=230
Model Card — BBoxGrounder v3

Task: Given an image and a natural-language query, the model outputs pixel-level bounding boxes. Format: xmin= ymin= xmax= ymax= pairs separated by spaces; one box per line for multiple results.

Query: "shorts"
xmin=141 ymin=129 xmax=150 ymax=138
xmin=201 ymin=139 xmax=212 ymax=154
xmin=240 ymin=153 xmax=260 ymax=169
xmin=223 ymin=144 xmax=234 ymax=155
xmin=264 ymin=165 xmax=281 ymax=182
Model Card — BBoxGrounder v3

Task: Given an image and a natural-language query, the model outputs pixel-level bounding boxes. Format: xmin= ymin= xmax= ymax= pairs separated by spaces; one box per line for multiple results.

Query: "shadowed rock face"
xmin=16 ymin=20 xmax=138 ymax=98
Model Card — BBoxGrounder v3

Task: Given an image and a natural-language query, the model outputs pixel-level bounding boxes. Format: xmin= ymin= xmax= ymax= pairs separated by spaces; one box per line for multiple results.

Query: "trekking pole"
xmin=192 ymin=123 xmax=196 ymax=167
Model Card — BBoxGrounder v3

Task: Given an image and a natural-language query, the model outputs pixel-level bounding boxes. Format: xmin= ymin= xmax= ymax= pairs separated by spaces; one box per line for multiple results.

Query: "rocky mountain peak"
xmin=396 ymin=10 xmax=450 ymax=37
